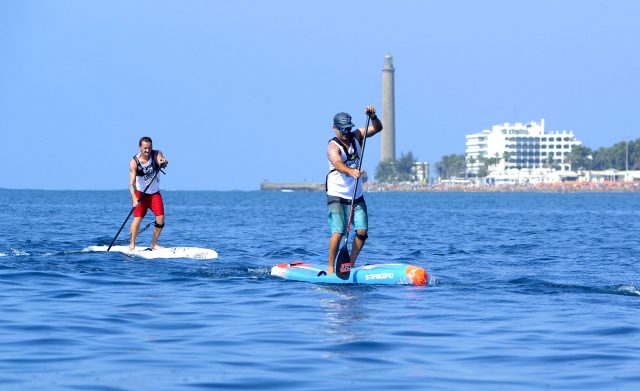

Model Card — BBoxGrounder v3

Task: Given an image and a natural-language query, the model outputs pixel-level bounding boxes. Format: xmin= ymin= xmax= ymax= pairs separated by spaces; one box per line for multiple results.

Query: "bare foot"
xmin=129 ymin=245 xmax=135 ymax=251
xmin=151 ymin=244 xmax=164 ymax=250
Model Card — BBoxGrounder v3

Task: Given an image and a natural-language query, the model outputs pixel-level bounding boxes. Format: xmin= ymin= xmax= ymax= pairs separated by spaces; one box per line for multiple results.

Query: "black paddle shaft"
xmin=335 ymin=113 xmax=372 ymax=279
xmin=107 ymin=167 xmax=164 ymax=251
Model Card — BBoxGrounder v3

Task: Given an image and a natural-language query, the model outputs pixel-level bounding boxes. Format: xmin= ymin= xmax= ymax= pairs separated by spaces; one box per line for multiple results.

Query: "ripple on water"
xmin=1 ymin=191 xmax=640 ymax=390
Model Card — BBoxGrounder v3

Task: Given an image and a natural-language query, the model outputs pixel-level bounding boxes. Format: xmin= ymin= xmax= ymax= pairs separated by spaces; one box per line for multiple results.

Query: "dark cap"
xmin=333 ymin=112 xmax=355 ymax=129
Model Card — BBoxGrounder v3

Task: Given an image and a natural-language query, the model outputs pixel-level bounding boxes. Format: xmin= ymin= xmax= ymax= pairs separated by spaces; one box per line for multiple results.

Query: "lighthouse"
xmin=380 ymin=53 xmax=396 ymax=162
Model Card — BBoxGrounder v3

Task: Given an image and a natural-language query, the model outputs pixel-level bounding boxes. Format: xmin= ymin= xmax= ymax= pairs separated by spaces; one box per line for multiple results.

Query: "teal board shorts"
xmin=327 ymin=195 xmax=368 ymax=234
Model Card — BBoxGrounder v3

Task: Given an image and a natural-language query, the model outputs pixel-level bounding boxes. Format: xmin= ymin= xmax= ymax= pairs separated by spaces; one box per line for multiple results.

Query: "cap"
xmin=333 ymin=112 xmax=355 ymax=129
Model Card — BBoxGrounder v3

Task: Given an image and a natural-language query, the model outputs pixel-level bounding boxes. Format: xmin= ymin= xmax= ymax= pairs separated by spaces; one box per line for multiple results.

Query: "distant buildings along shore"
xmin=466 ymin=119 xmax=580 ymax=173
xmin=463 ymin=119 xmax=640 ymax=185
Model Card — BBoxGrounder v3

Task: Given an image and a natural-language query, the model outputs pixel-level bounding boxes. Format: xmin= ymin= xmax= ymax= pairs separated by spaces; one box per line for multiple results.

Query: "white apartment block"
xmin=465 ymin=119 xmax=581 ymax=175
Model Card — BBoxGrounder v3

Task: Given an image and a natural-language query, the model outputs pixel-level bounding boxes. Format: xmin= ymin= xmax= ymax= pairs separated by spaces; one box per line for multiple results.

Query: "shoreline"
xmin=364 ymin=181 xmax=640 ymax=193
xmin=2 ymin=181 xmax=640 ymax=193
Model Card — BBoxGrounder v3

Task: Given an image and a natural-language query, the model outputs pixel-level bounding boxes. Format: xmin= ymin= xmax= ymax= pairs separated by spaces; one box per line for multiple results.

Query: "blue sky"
xmin=1 ymin=0 xmax=638 ymax=190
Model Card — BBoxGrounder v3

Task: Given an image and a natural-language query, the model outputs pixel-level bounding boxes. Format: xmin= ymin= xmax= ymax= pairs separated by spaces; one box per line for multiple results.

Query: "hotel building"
xmin=465 ymin=119 xmax=582 ymax=176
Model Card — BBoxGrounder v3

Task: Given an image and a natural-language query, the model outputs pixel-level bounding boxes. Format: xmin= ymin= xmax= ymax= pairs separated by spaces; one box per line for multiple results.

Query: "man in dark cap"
xmin=325 ymin=106 xmax=382 ymax=274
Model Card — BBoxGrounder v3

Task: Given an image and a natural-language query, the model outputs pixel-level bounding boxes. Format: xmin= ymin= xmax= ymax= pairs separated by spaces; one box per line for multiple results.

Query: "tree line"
xmin=433 ymin=153 xmax=504 ymax=179
xmin=374 ymin=151 xmax=418 ymax=182
xmin=568 ymin=139 xmax=640 ymax=171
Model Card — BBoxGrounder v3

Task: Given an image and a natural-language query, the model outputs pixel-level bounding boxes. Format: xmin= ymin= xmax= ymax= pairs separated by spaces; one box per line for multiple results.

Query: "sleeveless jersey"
xmin=326 ymin=132 xmax=363 ymax=199
xmin=134 ymin=151 xmax=160 ymax=194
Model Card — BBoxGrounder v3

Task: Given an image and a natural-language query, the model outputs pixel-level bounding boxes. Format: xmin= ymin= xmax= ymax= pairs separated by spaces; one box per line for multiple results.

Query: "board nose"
xmin=406 ymin=265 xmax=427 ymax=285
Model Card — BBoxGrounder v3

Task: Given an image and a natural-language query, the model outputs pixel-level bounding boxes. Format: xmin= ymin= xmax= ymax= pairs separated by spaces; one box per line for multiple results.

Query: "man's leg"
xmin=327 ymin=232 xmax=343 ymax=274
xmin=150 ymin=215 xmax=164 ymax=250
xmin=327 ymin=198 xmax=347 ymax=275
xmin=149 ymin=193 xmax=165 ymax=250
xmin=130 ymin=217 xmax=143 ymax=250
xmin=349 ymin=200 xmax=369 ymax=266
xmin=350 ymin=229 xmax=368 ymax=265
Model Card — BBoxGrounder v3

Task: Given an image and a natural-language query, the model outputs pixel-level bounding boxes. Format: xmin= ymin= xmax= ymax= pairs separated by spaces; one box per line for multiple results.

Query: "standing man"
xmin=129 ymin=136 xmax=168 ymax=250
xmin=326 ymin=106 xmax=383 ymax=274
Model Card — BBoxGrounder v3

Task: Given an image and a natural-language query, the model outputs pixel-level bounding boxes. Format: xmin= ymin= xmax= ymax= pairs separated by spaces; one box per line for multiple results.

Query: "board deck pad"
xmin=84 ymin=245 xmax=218 ymax=260
xmin=271 ymin=261 xmax=427 ymax=285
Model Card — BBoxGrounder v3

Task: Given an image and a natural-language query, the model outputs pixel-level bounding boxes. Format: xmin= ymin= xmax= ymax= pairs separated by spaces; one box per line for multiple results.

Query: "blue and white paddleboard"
xmin=83 ymin=245 xmax=218 ymax=260
xmin=271 ymin=261 xmax=427 ymax=285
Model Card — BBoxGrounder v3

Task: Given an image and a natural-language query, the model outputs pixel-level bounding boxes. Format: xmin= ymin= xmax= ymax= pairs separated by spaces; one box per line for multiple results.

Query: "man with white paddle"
xmin=129 ymin=136 xmax=168 ymax=250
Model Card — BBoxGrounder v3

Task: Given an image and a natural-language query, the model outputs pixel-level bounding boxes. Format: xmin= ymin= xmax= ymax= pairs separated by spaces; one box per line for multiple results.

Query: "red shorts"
xmin=133 ymin=191 xmax=165 ymax=218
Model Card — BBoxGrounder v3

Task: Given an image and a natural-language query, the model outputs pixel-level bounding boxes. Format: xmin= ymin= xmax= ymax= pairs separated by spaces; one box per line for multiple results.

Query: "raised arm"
xmin=357 ymin=105 xmax=383 ymax=139
xmin=155 ymin=150 xmax=169 ymax=168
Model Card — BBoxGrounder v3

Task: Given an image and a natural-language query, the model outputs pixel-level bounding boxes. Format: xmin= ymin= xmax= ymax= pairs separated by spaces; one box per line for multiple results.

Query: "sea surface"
xmin=0 ymin=189 xmax=639 ymax=390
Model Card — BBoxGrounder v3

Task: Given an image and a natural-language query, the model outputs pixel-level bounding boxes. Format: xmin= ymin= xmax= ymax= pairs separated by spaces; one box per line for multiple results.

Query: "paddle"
xmin=335 ymin=113 xmax=372 ymax=280
xmin=112 ymin=222 xmax=151 ymax=246
xmin=107 ymin=167 xmax=164 ymax=251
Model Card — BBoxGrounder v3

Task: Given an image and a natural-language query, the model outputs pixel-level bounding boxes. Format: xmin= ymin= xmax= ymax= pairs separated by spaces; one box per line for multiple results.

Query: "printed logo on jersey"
xmin=143 ymin=164 xmax=155 ymax=182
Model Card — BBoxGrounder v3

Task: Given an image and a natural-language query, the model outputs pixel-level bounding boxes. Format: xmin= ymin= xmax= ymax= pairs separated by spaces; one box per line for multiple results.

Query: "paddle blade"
xmin=335 ymin=245 xmax=352 ymax=280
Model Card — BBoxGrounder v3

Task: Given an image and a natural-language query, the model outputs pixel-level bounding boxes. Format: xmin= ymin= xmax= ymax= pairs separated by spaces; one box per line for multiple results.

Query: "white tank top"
xmin=135 ymin=154 xmax=160 ymax=194
xmin=326 ymin=133 xmax=363 ymax=199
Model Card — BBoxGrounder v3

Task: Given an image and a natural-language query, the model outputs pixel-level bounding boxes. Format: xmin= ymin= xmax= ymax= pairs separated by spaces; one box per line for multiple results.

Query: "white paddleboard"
xmin=84 ymin=245 xmax=218 ymax=259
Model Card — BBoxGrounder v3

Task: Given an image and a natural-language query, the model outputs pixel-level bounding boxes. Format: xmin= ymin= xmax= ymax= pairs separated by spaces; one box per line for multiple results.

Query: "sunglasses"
xmin=338 ymin=126 xmax=353 ymax=134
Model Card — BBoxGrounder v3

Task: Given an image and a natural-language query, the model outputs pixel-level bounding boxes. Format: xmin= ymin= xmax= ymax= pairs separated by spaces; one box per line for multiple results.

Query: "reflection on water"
xmin=317 ymin=286 xmax=369 ymax=343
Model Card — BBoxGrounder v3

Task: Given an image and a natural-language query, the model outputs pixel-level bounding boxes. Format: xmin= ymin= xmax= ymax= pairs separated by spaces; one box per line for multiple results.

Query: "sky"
xmin=1 ymin=0 xmax=638 ymax=190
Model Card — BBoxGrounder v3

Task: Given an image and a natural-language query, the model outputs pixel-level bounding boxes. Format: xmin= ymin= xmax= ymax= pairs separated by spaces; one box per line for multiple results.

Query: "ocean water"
xmin=0 ymin=189 xmax=639 ymax=390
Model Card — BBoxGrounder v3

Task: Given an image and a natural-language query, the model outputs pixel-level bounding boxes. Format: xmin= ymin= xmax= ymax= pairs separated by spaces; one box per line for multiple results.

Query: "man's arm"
xmin=358 ymin=106 xmax=383 ymax=139
xmin=365 ymin=115 xmax=383 ymax=137
xmin=155 ymin=150 xmax=169 ymax=168
xmin=328 ymin=143 xmax=361 ymax=179
xmin=129 ymin=159 xmax=138 ymax=206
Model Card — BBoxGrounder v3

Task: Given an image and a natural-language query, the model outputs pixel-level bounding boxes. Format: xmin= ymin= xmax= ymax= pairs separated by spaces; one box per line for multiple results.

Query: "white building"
xmin=411 ymin=162 xmax=429 ymax=184
xmin=465 ymin=119 xmax=582 ymax=178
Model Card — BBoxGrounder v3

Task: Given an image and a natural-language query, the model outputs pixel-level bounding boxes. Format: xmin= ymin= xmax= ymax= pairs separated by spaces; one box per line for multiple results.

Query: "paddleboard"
xmin=83 ymin=245 xmax=218 ymax=260
xmin=271 ymin=261 xmax=427 ymax=285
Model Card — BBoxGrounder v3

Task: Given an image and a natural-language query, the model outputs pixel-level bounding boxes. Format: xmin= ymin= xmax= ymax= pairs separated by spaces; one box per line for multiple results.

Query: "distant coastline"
xmin=365 ymin=181 xmax=640 ymax=193
xmin=259 ymin=181 xmax=640 ymax=193
xmin=3 ymin=181 xmax=639 ymax=193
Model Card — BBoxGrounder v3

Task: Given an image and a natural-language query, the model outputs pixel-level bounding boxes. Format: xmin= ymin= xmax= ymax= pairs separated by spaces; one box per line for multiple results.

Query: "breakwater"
xmin=260 ymin=181 xmax=324 ymax=192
